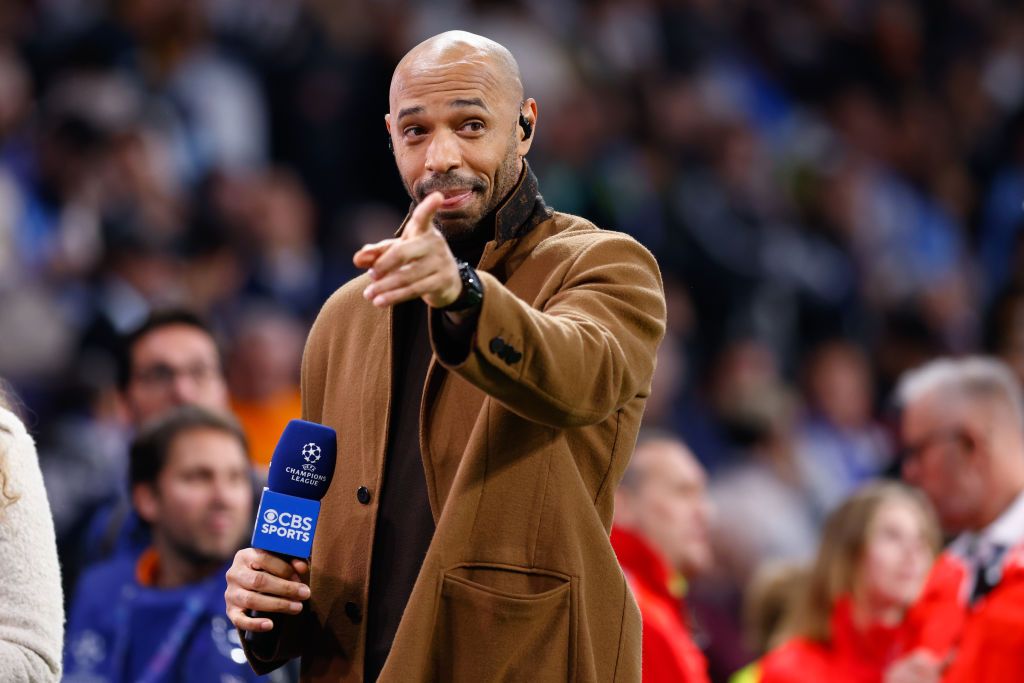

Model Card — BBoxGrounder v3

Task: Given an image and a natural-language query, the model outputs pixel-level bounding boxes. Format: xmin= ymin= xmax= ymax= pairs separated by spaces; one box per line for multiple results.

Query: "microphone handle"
xmin=243 ymin=550 xmax=305 ymax=657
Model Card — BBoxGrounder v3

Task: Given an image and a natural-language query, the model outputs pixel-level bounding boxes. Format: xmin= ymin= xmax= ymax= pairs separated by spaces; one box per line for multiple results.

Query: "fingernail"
xmin=363 ymin=287 xmax=373 ymax=299
xmin=373 ymin=295 xmax=386 ymax=306
xmin=262 ymin=620 xmax=274 ymax=631
xmin=368 ymin=268 xmax=378 ymax=280
xmin=291 ymin=602 xmax=304 ymax=613
xmin=298 ymin=586 xmax=310 ymax=599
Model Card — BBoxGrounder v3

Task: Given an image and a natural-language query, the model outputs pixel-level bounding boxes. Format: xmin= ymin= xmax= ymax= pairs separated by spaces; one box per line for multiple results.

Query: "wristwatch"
xmin=443 ymin=259 xmax=484 ymax=312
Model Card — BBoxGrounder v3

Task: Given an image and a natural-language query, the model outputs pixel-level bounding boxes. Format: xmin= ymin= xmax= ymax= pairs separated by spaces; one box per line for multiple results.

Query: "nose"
xmin=424 ymin=129 xmax=462 ymax=175
xmin=170 ymin=372 xmax=200 ymax=405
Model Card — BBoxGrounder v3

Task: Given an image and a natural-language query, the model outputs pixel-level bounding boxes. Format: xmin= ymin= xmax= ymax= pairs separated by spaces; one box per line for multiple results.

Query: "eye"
xmin=461 ymin=120 xmax=485 ymax=134
xmin=402 ymin=125 xmax=427 ymax=139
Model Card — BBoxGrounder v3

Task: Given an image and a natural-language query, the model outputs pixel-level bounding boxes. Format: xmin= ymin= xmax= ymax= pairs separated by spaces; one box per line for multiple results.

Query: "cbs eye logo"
xmin=263 ymin=509 xmax=279 ymax=524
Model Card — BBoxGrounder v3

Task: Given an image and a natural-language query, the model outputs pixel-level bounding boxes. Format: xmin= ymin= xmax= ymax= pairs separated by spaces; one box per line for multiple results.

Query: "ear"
xmin=384 ymin=113 xmax=392 ymax=136
xmin=133 ymin=483 xmax=160 ymax=525
xmin=517 ymin=98 xmax=538 ymax=156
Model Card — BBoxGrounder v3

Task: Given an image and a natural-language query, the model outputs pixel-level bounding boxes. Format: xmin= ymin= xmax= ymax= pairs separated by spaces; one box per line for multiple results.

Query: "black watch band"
xmin=443 ymin=259 xmax=484 ymax=312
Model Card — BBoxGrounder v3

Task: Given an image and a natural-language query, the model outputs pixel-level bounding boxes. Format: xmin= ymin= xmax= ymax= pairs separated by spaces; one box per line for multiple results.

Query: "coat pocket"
xmin=436 ymin=563 xmax=573 ymax=682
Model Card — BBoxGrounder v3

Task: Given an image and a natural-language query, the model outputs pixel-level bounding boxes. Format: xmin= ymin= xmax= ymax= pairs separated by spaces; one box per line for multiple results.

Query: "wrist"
xmin=442 ymin=259 xmax=484 ymax=312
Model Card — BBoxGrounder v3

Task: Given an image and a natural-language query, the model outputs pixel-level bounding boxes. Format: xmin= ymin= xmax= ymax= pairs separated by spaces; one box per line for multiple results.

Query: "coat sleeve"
xmin=0 ymin=409 xmax=64 ymax=683
xmin=430 ymin=233 xmax=666 ymax=428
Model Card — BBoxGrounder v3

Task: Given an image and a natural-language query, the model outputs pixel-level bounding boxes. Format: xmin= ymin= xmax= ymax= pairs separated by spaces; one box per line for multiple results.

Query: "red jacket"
xmin=901 ymin=543 xmax=1024 ymax=682
xmin=610 ymin=527 xmax=710 ymax=683
xmin=756 ymin=597 xmax=908 ymax=683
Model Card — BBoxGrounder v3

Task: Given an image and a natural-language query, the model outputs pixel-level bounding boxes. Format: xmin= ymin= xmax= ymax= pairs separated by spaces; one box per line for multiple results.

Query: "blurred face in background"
xmin=899 ymin=391 xmax=985 ymax=534
xmin=125 ymin=323 xmax=228 ymax=425
xmin=855 ymin=498 xmax=934 ymax=614
xmin=806 ymin=342 xmax=873 ymax=430
xmin=135 ymin=426 xmax=253 ymax=569
xmin=616 ymin=439 xmax=713 ymax=578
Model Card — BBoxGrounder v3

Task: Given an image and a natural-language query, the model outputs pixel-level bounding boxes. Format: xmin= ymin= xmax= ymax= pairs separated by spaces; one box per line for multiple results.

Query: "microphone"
xmin=245 ymin=419 xmax=337 ymax=649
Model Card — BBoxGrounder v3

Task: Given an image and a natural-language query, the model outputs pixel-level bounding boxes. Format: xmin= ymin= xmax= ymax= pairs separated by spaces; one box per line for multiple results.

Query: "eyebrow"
xmin=396 ymin=98 xmax=490 ymax=122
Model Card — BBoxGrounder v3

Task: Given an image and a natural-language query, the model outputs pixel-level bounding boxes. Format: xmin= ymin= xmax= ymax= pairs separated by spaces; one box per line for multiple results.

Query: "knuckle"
xmin=250 ymin=570 xmax=267 ymax=591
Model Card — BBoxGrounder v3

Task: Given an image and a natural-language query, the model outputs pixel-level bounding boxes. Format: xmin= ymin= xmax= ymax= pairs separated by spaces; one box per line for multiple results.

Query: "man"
xmin=80 ymin=309 xmax=233 ymax=564
xmin=886 ymin=357 xmax=1024 ymax=683
xmin=225 ymin=30 xmax=666 ymax=682
xmin=118 ymin=309 xmax=231 ymax=426
xmin=64 ymin=406 xmax=265 ymax=682
xmin=611 ymin=430 xmax=712 ymax=682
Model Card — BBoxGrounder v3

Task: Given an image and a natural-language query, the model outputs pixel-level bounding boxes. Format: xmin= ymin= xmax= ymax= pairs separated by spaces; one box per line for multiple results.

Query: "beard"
xmin=407 ymin=137 xmax=521 ymax=240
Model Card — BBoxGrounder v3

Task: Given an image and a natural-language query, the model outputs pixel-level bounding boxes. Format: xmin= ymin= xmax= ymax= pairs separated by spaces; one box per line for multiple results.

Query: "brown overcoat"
xmin=247 ymin=172 xmax=666 ymax=682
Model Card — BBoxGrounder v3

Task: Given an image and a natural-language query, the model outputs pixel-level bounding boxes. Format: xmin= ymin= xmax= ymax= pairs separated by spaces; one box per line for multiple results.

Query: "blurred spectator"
xmin=738 ymin=562 xmax=807 ymax=659
xmin=741 ymin=482 xmax=938 ymax=683
xmin=794 ymin=340 xmax=891 ymax=513
xmin=63 ymin=405 xmax=262 ymax=683
xmin=49 ymin=308 xmax=231 ymax=592
xmin=0 ymin=381 xmax=64 ymax=682
xmin=708 ymin=339 xmax=819 ymax=584
xmin=227 ymin=302 xmax=305 ymax=470
xmin=890 ymin=357 xmax=1024 ymax=682
xmin=612 ymin=430 xmax=712 ymax=683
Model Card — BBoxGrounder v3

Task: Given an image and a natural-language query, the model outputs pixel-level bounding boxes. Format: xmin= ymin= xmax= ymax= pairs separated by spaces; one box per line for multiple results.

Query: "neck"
xmin=152 ymin=537 xmax=221 ymax=589
xmin=975 ymin=478 xmax=1024 ymax=531
xmin=852 ymin=595 xmax=904 ymax=630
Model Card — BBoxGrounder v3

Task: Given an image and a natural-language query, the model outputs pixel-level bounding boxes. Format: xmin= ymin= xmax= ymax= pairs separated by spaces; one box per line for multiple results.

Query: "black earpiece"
xmin=387 ymin=134 xmax=394 ymax=153
xmin=518 ymin=112 xmax=533 ymax=140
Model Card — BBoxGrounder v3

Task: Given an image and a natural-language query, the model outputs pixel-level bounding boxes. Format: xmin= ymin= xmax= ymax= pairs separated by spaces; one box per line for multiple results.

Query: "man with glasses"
xmin=886 ymin=356 xmax=1024 ymax=683
xmin=78 ymin=310 xmax=233 ymax=567
xmin=119 ymin=310 xmax=230 ymax=425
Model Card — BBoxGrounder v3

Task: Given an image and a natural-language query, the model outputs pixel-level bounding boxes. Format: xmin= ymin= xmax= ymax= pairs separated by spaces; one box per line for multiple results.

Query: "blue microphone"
xmin=252 ymin=419 xmax=337 ymax=558
xmin=246 ymin=419 xmax=336 ymax=646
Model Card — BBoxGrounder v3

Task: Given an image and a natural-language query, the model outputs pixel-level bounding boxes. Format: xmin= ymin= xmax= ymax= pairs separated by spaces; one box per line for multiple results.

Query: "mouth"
xmin=438 ymin=188 xmax=475 ymax=210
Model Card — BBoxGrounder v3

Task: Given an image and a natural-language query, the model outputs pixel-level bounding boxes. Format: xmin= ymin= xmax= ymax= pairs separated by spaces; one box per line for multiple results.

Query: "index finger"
xmin=251 ymin=549 xmax=302 ymax=580
xmin=404 ymin=192 xmax=444 ymax=238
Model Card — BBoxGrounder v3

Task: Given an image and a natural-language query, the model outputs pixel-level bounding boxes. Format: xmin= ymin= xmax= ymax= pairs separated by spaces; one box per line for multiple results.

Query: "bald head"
xmin=615 ymin=432 xmax=713 ymax=577
xmin=390 ymin=31 xmax=523 ymax=113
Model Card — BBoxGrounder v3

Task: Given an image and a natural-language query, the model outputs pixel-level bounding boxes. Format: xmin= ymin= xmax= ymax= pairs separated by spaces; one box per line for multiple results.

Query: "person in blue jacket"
xmin=64 ymin=405 xmax=267 ymax=683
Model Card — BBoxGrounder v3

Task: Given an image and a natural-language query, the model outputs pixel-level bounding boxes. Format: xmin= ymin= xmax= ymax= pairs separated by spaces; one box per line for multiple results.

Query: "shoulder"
xmin=0 ymin=407 xmax=39 ymax=473
xmin=537 ymin=212 xmax=657 ymax=261
xmin=73 ymin=556 xmax=138 ymax=602
xmin=759 ymin=638 xmax=831 ymax=683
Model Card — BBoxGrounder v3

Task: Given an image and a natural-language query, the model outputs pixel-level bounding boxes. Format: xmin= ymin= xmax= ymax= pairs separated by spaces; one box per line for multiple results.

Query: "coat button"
xmin=489 ymin=337 xmax=507 ymax=354
xmin=356 ymin=486 xmax=371 ymax=505
xmin=344 ymin=601 xmax=362 ymax=624
xmin=505 ymin=350 xmax=522 ymax=365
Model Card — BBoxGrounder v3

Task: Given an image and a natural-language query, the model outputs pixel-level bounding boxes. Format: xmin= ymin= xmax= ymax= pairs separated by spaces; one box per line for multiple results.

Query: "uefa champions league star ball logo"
xmin=301 ymin=442 xmax=322 ymax=471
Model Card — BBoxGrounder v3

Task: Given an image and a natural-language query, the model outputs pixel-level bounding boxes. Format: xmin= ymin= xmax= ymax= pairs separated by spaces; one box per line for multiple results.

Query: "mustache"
xmin=415 ymin=173 xmax=486 ymax=199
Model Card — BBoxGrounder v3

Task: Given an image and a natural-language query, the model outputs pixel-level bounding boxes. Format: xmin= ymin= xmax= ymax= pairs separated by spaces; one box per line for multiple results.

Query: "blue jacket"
xmin=64 ymin=554 xmax=269 ymax=683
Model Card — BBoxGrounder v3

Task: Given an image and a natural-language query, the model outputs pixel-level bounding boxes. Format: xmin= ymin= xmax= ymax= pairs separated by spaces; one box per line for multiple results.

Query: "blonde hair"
xmin=779 ymin=481 xmax=940 ymax=643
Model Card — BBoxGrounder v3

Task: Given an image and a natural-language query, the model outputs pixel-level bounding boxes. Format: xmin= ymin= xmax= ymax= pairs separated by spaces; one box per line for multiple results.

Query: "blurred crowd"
xmin=2 ymin=0 xmax=1024 ymax=681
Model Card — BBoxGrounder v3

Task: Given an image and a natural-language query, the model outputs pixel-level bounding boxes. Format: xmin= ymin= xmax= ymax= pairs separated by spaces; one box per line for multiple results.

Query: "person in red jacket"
xmin=748 ymin=482 xmax=939 ymax=683
xmin=611 ymin=429 xmax=712 ymax=683
xmin=887 ymin=356 xmax=1024 ymax=683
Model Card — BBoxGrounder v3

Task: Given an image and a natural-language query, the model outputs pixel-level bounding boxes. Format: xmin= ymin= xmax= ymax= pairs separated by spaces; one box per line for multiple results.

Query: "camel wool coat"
xmin=246 ymin=170 xmax=666 ymax=682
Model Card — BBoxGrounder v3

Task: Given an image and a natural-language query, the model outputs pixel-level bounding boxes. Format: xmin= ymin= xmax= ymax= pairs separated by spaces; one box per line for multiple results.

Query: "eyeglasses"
xmin=133 ymin=362 xmax=220 ymax=390
xmin=897 ymin=428 xmax=971 ymax=464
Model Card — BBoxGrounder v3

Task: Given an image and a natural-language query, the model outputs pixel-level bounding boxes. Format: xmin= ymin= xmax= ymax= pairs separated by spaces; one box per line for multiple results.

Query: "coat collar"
xmin=397 ymin=160 xmax=552 ymax=246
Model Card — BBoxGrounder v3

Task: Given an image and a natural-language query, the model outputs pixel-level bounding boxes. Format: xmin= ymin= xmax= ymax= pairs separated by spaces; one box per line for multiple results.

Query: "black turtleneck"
xmin=362 ymin=164 xmax=549 ymax=682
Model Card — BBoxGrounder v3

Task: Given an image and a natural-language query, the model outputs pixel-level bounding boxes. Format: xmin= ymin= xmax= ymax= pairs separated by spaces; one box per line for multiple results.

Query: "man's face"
xmin=618 ymin=441 xmax=714 ymax=578
xmin=125 ymin=324 xmax=228 ymax=425
xmin=137 ymin=427 xmax=253 ymax=566
xmin=899 ymin=392 xmax=984 ymax=534
xmin=386 ymin=54 xmax=529 ymax=238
